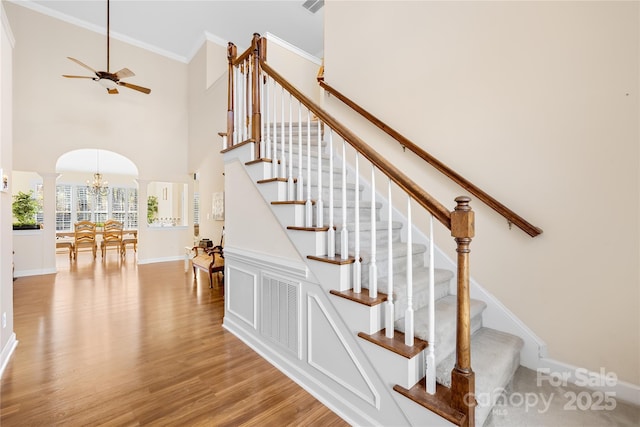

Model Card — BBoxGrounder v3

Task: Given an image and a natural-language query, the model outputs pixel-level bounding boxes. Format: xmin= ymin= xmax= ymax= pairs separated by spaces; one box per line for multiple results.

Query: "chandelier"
xmin=87 ymin=150 xmax=109 ymax=196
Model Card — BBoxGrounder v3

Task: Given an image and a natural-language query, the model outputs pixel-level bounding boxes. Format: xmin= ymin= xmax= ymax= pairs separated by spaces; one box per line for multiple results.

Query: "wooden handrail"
xmin=318 ymin=79 xmax=542 ymax=238
xmin=260 ymin=60 xmax=452 ymax=230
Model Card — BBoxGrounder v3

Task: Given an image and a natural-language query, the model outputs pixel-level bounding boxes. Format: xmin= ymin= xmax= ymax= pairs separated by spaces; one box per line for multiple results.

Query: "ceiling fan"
xmin=62 ymin=0 xmax=151 ymax=95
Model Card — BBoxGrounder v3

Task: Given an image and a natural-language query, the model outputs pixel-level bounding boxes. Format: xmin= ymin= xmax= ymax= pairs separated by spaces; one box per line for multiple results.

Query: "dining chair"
xmin=101 ymin=219 xmax=124 ymax=258
xmin=74 ymin=221 xmax=97 ymax=259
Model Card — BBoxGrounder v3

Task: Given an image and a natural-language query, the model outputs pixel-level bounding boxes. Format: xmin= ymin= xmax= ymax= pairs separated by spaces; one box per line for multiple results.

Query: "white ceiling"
xmin=10 ymin=0 xmax=325 ymax=62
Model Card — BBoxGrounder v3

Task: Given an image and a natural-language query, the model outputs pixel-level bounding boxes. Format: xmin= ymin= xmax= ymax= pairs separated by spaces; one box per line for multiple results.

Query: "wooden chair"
xmin=101 ymin=219 xmax=124 ymax=258
xmin=74 ymin=221 xmax=97 ymax=259
xmin=191 ymin=245 xmax=224 ymax=288
xmin=121 ymin=236 xmax=137 ymax=256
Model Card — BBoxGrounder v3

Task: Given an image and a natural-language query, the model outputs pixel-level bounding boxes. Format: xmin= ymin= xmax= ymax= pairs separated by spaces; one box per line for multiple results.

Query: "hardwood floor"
xmin=1 ymin=252 xmax=348 ymax=426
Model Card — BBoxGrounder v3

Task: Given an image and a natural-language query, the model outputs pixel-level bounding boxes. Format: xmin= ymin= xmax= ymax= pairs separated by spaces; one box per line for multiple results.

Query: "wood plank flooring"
xmin=1 ymin=252 xmax=348 ymax=426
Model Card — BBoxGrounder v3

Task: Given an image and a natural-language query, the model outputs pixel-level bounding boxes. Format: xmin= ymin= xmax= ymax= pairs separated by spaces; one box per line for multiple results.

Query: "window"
xmin=55 ymin=184 xmax=138 ymax=231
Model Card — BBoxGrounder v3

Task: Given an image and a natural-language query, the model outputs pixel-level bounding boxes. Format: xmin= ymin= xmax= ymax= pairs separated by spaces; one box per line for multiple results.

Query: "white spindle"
xmin=385 ymin=179 xmax=394 ymax=338
xmin=263 ymin=73 xmax=269 ymax=160
xmin=305 ymin=111 xmax=313 ymax=227
xmin=340 ymin=139 xmax=349 ymax=259
xmin=271 ymin=78 xmax=278 ymax=179
xmin=327 ymin=129 xmax=335 ymax=257
xmin=426 ymin=213 xmax=436 ymax=394
xmin=288 ymin=95 xmax=294 ymax=199
xmin=280 ymin=87 xmax=286 ymax=179
xmin=404 ymin=196 xmax=414 ymax=346
xmin=369 ymin=166 xmax=377 ymax=298
xmin=353 ymin=153 xmax=361 ymax=293
xmin=242 ymin=63 xmax=247 ymax=142
xmin=297 ymin=101 xmax=304 ymax=201
xmin=233 ymin=66 xmax=240 ymax=145
xmin=245 ymin=60 xmax=251 ymax=142
xmin=315 ymin=120 xmax=324 ymax=228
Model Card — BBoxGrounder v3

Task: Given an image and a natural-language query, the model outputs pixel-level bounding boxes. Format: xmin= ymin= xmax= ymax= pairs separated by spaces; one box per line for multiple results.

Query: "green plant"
xmin=147 ymin=195 xmax=158 ymax=224
xmin=12 ymin=190 xmax=41 ymax=226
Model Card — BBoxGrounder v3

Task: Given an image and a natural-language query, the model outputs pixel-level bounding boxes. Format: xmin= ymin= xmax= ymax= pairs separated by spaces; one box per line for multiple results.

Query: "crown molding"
xmin=7 ymin=0 xmax=188 ymax=63
xmin=265 ymin=32 xmax=322 ymax=65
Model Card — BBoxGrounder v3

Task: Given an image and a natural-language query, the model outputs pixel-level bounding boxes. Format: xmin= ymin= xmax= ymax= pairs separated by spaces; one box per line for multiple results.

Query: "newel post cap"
xmin=451 ymin=196 xmax=475 ymax=239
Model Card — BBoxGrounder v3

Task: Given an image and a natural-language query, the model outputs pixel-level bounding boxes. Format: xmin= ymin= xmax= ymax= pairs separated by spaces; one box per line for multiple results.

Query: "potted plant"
xmin=147 ymin=195 xmax=158 ymax=224
xmin=12 ymin=190 xmax=41 ymax=230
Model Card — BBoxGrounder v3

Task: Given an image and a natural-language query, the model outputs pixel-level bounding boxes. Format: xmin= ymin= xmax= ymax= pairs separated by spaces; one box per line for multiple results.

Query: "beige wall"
xmin=5 ymin=3 xmax=193 ymax=263
xmin=0 ymin=1 xmax=15 ymax=363
xmin=6 ymin=3 xmax=189 ymax=182
xmin=324 ymin=1 xmax=639 ymax=384
xmin=187 ymin=40 xmax=227 ymax=244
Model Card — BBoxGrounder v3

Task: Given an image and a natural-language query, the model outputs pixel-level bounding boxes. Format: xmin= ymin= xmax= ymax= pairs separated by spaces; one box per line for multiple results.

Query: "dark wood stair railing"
xmin=226 ymin=34 xmax=478 ymax=426
xmin=317 ymin=74 xmax=542 ymax=238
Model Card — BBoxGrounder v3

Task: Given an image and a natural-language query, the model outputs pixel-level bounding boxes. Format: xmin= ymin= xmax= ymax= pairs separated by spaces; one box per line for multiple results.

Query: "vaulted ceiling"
xmin=9 ymin=0 xmax=324 ymax=62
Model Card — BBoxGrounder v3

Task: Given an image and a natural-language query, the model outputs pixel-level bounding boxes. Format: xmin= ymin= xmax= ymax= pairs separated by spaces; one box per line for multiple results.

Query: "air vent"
xmin=261 ymin=276 xmax=299 ymax=356
xmin=302 ymin=0 xmax=324 ymax=14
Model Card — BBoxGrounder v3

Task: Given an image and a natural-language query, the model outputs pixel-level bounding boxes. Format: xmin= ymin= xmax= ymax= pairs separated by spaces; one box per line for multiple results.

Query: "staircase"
xmin=221 ymin=34 xmax=535 ymax=426
xmin=231 ymin=121 xmax=524 ymax=426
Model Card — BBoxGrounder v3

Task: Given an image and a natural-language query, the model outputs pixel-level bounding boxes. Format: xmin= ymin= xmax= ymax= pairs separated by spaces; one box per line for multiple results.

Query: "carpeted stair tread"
xmin=395 ymin=295 xmax=487 ymax=364
xmin=374 ymin=267 xmax=453 ymax=301
xmin=436 ymin=327 xmax=524 ymax=426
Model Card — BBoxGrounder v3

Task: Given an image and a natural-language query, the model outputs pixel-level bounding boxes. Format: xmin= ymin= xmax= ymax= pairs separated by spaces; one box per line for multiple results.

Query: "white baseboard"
xmin=537 ymin=357 xmax=640 ymax=406
xmin=13 ymin=268 xmax=57 ymax=278
xmin=137 ymin=255 xmax=184 ymax=265
xmin=0 ymin=333 xmax=18 ymax=378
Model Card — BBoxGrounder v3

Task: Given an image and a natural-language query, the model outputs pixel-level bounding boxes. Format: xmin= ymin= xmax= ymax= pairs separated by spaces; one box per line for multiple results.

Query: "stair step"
xmin=329 ymin=288 xmax=387 ymax=307
xmin=381 ymin=267 xmax=453 ymax=316
xmin=396 ymin=295 xmax=487 ymax=365
xmin=360 ymin=243 xmax=428 ymax=281
xmin=358 ymin=329 xmax=427 ymax=359
xmin=436 ymin=327 xmax=524 ymax=426
xmin=393 ymin=381 xmax=467 ymax=426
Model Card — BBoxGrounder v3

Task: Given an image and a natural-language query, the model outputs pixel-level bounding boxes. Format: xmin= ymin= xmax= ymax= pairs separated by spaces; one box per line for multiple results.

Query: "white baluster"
xmin=305 ymin=110 xmax=313 ymax=227
xmin=426 ymin=213 xmax=436 ymax=394
xmin=288 ymin=95 xmax=294 ymax=199
xmin=340 ymin=139 xmax=348 ymax=259
xmin=271 ymin=78 xmax=278 ymax=179
xmin=369 ymin=166 xmax=377 ymax=298
xmin=315 ymin=120 xmax=324 ymax=228
xmin=280 ymin=87 xmax=286 ymax=179
xmin=297 ymin=101 xmax=304 ymax=201
xmin=327 ymin=129 xmax=335 ymax=257
xmin=353 ymin=153 xmax=361 ymax=293
xmin=385 ymin=179 xmax=394 ymax=338
xmin=262 ymin=73 xmax=268 ymax=160
xmin=241 ymin=61 xmax=249 ymax=141
xmin=404 ymin=196 xmax=414 ymax=346
xmin=244 ymin=58 xmax=251 ymax=143
xmin=233 ymin=66 xmax=239 ymax=146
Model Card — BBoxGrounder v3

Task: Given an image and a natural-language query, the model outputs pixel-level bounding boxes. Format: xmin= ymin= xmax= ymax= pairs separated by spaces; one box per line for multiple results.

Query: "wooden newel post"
xmin=450 ymin=196 xmax=476 ymax=427
xmin=227 ymin=42 xmax=237 ymax=148
xmin=251 ymin=33 xmax=262 ymax=159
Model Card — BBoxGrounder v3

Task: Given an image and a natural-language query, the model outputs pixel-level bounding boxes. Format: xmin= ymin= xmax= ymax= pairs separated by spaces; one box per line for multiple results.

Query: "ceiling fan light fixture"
xmin=98 ymin=78 xmax=117 ymax=91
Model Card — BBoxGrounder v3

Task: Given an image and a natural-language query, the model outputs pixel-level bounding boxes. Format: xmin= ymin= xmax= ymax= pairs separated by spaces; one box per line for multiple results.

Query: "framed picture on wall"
xmin=212 ymin=192 xmax=224 ymax=221
xmin=0 ymin=169 xmax=7 ymax=192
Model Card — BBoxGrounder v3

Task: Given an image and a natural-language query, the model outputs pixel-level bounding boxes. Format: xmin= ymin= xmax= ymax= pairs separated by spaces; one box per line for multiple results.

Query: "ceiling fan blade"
xmin=62 ymin=75 xmax=96 ymax=79
xmin=67 ymin=57 xmax=98 ymax=74
xmin=108 ymin=88 xmax=119 ymax=94
xmin=114 ymin=68 xmax=135 ymax=79
xmin=118 ymin=81 xmax=151 ymax=94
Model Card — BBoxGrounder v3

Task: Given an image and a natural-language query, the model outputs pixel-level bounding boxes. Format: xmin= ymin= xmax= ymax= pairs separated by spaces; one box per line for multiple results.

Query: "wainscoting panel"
xmin=307 ymin=293 xmax=380 ymax=409
xmin=261 ymin=274 xmax=301 ymax=359
xmin=226 ymin=265 xmax=257 ymax=329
